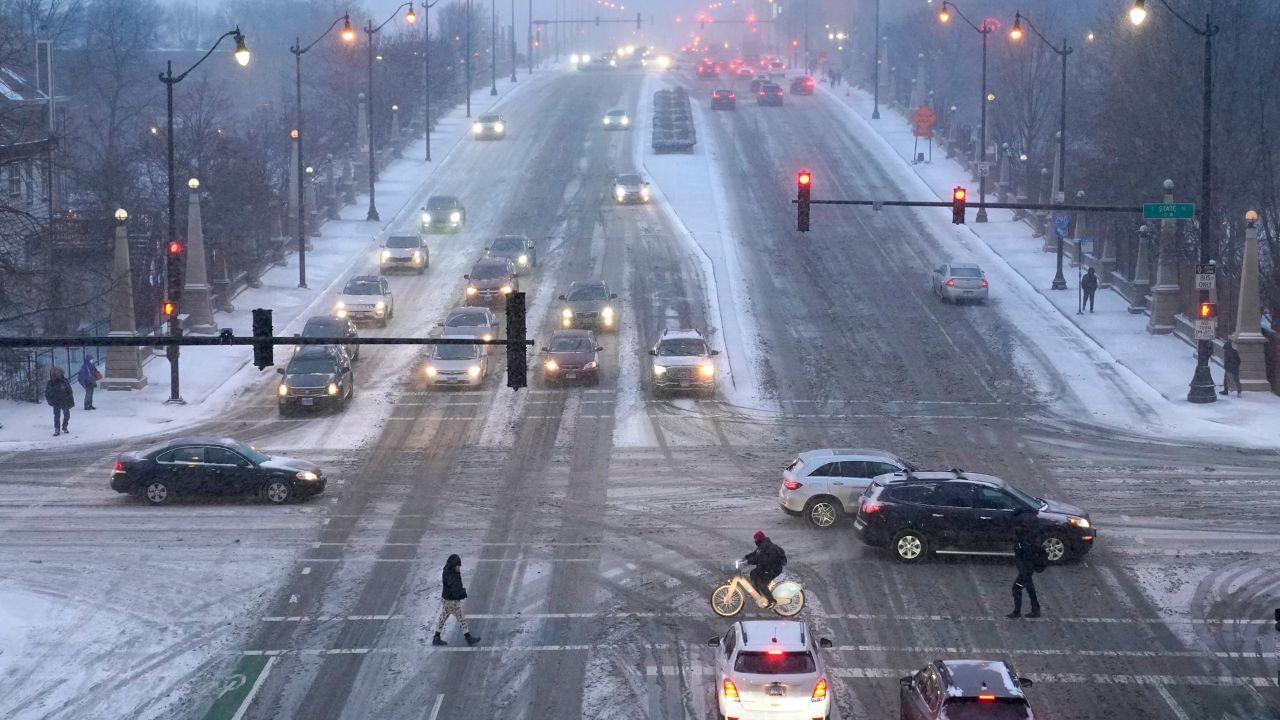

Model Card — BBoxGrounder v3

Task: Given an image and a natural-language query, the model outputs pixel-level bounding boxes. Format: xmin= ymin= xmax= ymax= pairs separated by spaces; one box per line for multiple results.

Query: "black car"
xmin=901 ymin=660 xmax=1035 ymax=719
xmin=757 ymin=82 xmax=784 ymax=106
xmin=464 ymin=258 xmax=519 ymax=306
xmin=695 ymin=62 xmax=721 ymax=79
xmin=296 ymin=315 xmax=360 ymax=361
xmin=853 ymin=470 xmax=1095 ymax=564
xmin=749 ymin=76 xmax=771 ymax=94
xmin=110 ymin=437 xmax=326 ymax=505
xmin=276 ymin=346 xmax=355 ymax=415
xmin=710 ymin=89 xmax=736 ymax=110
xmin=485 ymin=235 xmax=537 ymax=274
xmin=790 ymin=76 xmax=816 ymax=95
xmin=558 ymin=280 xmax=618 ymax=332
xmin=421 ymin=195 xmax=466 ymax=233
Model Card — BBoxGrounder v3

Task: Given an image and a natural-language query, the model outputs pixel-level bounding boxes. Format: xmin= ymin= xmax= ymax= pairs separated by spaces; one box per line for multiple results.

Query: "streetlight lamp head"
xmin=341 ymin=16 xmax=356 ymax=43
xmin=188 ymin=178 xmax=199 ymax=190
xmin=1245 ymin=209 xmax=1259 ymax=225
xmin=1009 ymin=15 xmax=1023 ymax=41
xmin=233 ymin=29 xmax=251 ymax=67
xmin=1086 ymin=31 xmax=1095 ymax=42
xmin=406 ymin=3 xmax=417 ymax=23
xmin=987 ymin=92 xmax=996 ymax=102
xmin=114 ymin=208 xmax=128 ymax=222
xmin=1163 ymin=178 xmax=1174 ymax=190
xmin=290 ymin=129 xmax=299 ymax=139
xmin=391 ymin=104 xmax=398 ymax=111
xmin=305 ymin=165 xmax=314 ymax=174
xmin=938 ymin=6 xmax=951 ymax=24
xmin=1019 ymin=153 xmax=1028 ymax=161
xmin=1128 ymin=0 xmax=1148 ymax=26
xmin=1077 ymin=190 xmax=1086 ymax=199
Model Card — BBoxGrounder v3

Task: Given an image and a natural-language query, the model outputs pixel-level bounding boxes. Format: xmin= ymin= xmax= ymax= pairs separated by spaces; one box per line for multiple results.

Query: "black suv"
xmin=901 ymin=660 xmax=1035 ymax=719
xmin=296 ymin=315 xmax=359 ymax=361
xmin=852 ymin=470 xmax=1094 ymax=564
xmin=276 ymin=346 xmax=355 ymax=415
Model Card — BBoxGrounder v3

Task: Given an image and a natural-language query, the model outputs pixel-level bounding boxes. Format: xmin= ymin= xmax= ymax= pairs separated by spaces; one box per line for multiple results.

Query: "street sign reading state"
xmin=1142 ymin=203 xmax=1195 ymax=220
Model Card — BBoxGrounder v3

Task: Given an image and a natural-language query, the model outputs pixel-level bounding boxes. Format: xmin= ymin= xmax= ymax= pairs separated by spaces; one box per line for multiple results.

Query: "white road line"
xmin=1155 ymin=684 xmax=1194 ymax=720
xmin=641 ymin=665 xmax=1272 ymax=687
xmin=229 ymin=656 xmax=276 ymax=720
xmin=301 ymin=567 xmax=311 ymax=575
xmin=290 ymin=557 xmax=595 ymax=563
xmin=427 ymin=694 xmax=445 ymax=720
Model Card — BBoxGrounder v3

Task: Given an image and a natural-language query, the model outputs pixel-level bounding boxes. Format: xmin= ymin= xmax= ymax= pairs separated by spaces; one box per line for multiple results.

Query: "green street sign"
xmin=1143 ymin=202 xmax=1195 ymax=220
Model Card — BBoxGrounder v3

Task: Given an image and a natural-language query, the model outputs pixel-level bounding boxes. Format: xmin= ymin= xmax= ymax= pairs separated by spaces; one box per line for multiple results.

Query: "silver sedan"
xmin=931 ymin=261 xmax=989 ymax=303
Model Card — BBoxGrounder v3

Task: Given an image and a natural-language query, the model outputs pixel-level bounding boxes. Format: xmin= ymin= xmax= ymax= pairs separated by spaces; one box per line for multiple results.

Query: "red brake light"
xmin=766 ymin=649 xmax=784 ymax=656
xmin=861 ymin=501 xmax=883 ymax=514
xmin=783 ymin=479 xmax=802 ymax=490
xmin=946 ymin=278 xmax=956 ymax=287
xmin=723 ymin=678 xmax=740 ymax=700
xmin=980 ymin=279 xmax=989 ymax=288
xmin=113 ymin=459 xmax=124 ymax=473
xmin=759 ymin=91 xmax=765 ymax=96
xmin=811 ymin=678 xmax=828 ymax=702
xmin=729 ymin=92 xmax=735 ymax=98
xmin=978 ymin=694 xmax=997 ymax=702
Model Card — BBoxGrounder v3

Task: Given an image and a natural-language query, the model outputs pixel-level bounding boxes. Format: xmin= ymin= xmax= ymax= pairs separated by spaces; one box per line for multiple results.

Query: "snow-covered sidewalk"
xmin=820 ymin=83 xmax=1280 ymax=448
xmin=0 ymin=75 xmax=550 ymax=452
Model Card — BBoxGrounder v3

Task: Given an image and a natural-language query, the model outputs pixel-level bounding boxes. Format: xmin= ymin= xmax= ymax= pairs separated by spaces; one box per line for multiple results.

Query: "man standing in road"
xmin=433 ymin=554 xmax=481 ymax=646
xmin=1008 ymin=512 xmax=1043 ymax=619
xmin=1080 ymin=267 xmax=1099 ymax=314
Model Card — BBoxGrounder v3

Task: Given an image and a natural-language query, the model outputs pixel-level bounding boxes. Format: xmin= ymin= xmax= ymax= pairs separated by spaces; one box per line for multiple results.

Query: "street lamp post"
xmin=939 ymin=1 xmax=991 ymax=222
xmin=292 ymin=15 xmax=356 ymax=289
xmin=871 ymin=0 xmax=880 ymax=119
xmin=363 ymin=2 xmax=417 ymax=223
xmin=1010 ymin=12 xmax=1073 ymax=290
xmin=510 ymin=0 xmax=517 ymax=82
xmin=158 ymin=27 xmax=250 ymax=404
xmin=423 ymin=0 xmax=441 ymax=162
xmin=490 ymin=0 xmax=498 ymax=95
xmin=466 ymin=0 xmax=472 ymax=117
xmin=1128 ymin=0 xmax=1218 ymax=403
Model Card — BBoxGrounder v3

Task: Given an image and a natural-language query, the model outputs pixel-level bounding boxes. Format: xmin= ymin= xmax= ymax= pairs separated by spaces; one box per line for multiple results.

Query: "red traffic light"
xmin=1198 ymin=302 xmax=1216 ymax=320
xmin=797 ymin=170 xmax=812 ymax=187
xmin=162 ymin=300 xmax=177 ymax=317
xmin=953 ymin=187 xmax=967 ymax=202
xmin=168 ymin=240 xmax=183 ymax=254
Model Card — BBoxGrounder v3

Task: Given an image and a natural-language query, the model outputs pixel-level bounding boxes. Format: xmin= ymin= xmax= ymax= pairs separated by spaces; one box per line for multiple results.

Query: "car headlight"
xmin=450 ymin=211 xmax=461 ymax=223
xmin=640 ymin=188 xmax=650 ymax=200
xmin=421 ymin=211 xmax=431 ymax=224
xmin=1068 ymin=516 xmax=1091 ymax=529
xmin=375 ymin=300 xmax=385 ymax=310
xmin=545 ymin=359 xmax=558 ymax=371
xmin=609 ymin=59 xmax=616 ymax=67
xmin=336 ymin=300 xmax=345 ymax=309
xmin=653 ymin=364 xmax=667 ymax=376
xmin=277 ymin=384 xmax=289 ymax=396
xmin=327 ymin=382 xmax=339 ymax=396
xmin=601 ymin=306 xmax=614 ymax=318
xmin=603 ymin=117 xmax=611 ymax=125
xmin=425 ymin=365 xmax=437 ymax=377
xmin=481 ymin=333 xmax=493 ymax=342
xmin=467 ymin=365 xmax=482 ymax=378
xmin=620 ymin=117 xmax=629 ymax=126
xmin=296 ymin=470 xmax=318 ymax=482
xmin=562 ymin=317 xmax=572 ymax=328
xmin=561 ymin=308 xmax=573 ymax=319
xmin=570 ymin=53 xmax=580 ymax=64
xmin=517 ymin=254 xmax=528 ymax=265
xmin=472 ymin=122 xmax=483 ymax=134
xmin=412 ymin=251 xmax=423 ymax=262
xmin=698 ymin=363 xmax=715 ymax=378
xmin=585 ymin=361 xmax=598 ymax=370
xmin=500 ymin=285 xmax=513 ymax=294
xmin=615 ymin=187 xmax=626 ymax=199
xmin=493 ymin=122 xmax=505 ymax=133
xmin=380 ymin=249 xmax=391 ymax=261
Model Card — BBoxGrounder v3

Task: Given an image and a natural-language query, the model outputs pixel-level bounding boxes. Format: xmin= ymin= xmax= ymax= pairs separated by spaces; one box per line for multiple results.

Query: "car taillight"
xmin=113 ymin=459 xmax=124 ymax=473
xmin=729 ymin=92 xmax=736 ymax=98
xmin=981 ymin=279 xmax=989 ymax=288
xmin=861 ymin=500 xmax=883 ymax=514
xmin=783 ymin=479 xmax=802 ymax=490
xmin=759 ymin=91 xmax=765 ymax=96
xmin=811 ymin=678 xmax=828 ymax=702
xmin=946 ymin=278 xmax=956 ymax=287
xmin=723 ymin=678 xmax=740 ymax=700
xmin=978 ymin=694 xmax=997 ymax=702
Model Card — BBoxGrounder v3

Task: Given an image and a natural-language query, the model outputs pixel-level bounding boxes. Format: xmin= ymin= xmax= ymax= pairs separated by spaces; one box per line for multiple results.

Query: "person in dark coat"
xmin=1221 ymin=340 xmax=1242 ymax=396
xmin=433 ymin=554 xmax=480 ymax=646
xmin=1080 ymin=267 xmax=1099 ymax=313
xmin=77 ymin=356 xmax=100 ymax=410
xmin=45 ymin=367 xmax=75 ymax=436
xmin=743 ymin=531 xmax=786 ymax=607
xmin=1008 ymin=511 xmax=1042 ymax=618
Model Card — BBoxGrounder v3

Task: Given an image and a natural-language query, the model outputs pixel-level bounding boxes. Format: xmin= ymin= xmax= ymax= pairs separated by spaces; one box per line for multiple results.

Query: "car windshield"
xmin=471 ymin=263 xmax=509 ymax=280
xmin=616 ymin=175 xmax=643 ymax=185
xmin=568 ymin=286 xmax=608 ymax=301
xmin=427 ymin=197 xmax=456 ymax=210
xmin=607 ymin=110 xmax=626 ymax=117
xmin=950 ymin=267 xmax=983 ymax=278
xmin=303 ymin=319 xmax=344 ymax=336
xmin=550 ymin=336 xmax=594 ymax=353
xmin=657 ymin=339 xmax=707 ymax=356
xmin=343 ymin=280 xmax=381 ymax=295
xmin=491 ymin=239 xmax=522 ymax=253
xmin=287 ymin=357 xmax=337 ymax=374
xmin=940 ymin=700 xmax=1033 ymax=720
xmin=385 ymin=236 xmax=419 ymax=249
xmin=447 ymin=311 xmax=489 ymax=327
xmin=479 ymin=115 xmax=500 ymax=123
xmin=733 ymin=651 xmax=816 ymax=674
xmin=434 ymin=344 xmax=480 ymax=361
xmin=1004 ymin=483 xmax=1045 ymax=510
xmin=226 ymin=440 xmax=270 ymax=464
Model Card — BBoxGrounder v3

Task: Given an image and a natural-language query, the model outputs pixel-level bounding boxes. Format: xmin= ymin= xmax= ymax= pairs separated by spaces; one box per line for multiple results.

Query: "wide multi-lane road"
xmin=1 ymin=65 xmax=1277 ymax=720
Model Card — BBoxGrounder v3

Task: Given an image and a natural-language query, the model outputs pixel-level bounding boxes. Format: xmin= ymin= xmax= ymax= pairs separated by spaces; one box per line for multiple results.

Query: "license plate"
xmin=680 ymin=380 xmax=690 ymax=388
xmin=565 ymin=373 xmax=577 ymax=379
xmin=963 ymin=290 xmax=974 ymax=295
xmin=301 ymin=398 xmax=314 ymax=406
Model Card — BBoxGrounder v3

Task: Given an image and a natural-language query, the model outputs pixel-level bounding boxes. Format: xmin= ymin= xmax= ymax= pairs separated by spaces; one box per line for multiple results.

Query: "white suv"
xmin=780 ymin=448 xmax=912 ymax=528
xmin=648 ymin=328 xmax=718 ymax=396
xmin=708 ymin=620 xmax=833 ymax=720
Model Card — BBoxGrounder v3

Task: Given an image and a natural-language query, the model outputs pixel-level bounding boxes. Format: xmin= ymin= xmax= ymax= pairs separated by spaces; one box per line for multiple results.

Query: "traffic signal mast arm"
xmin=0 ymin=334 xmax=535 ymax=349
xmin=791 ymin=198 xmax=1147 ymax=213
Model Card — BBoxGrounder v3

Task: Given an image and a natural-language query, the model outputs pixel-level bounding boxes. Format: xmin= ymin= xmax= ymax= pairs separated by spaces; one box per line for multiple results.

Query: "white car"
xmin=438 ymin=306 xmax=500 ymax=354
xmin=780 ymin=448 xmax=912 ymax=528
xmin=931 ymin=261 xmax=989 ymax=303
xmin=420 ymin=335 xmax=489 ymax=388
xmin=649 ymin=328 xmax=718 ymax=396
xmin=708 ymin=620 xmax=833 ymax=720
xmin=613 ymin=173 xmax=650 ymax=204
xmin=335 ymin=275 xmax=394 ymax=327
xmin=602 ymin=108 xmax=631 ymax=129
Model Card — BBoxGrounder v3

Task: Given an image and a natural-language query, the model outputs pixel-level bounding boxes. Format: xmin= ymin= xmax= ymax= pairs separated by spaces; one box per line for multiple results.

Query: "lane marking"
xmin=230 ymin=657 xmax=274 ymax=720
xmin=300 ymin=567 xmax=311 ymax=575
xmin=1155 ymin=685 xmax=1194 ymax=720
xmin=643 ymin=665 xmax=1273 ymax=687
xmin=289 ymin=557 xmax=596 ymax=564
xmin=427 ymin=694 xmax=445 ymax=720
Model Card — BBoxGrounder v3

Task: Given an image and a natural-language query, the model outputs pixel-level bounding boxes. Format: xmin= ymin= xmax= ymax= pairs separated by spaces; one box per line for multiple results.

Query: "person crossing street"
xmin=433 ymin=554 xmax=480 ymax=646
xmin=1008 ymin=511 xmax=1044 ymax=619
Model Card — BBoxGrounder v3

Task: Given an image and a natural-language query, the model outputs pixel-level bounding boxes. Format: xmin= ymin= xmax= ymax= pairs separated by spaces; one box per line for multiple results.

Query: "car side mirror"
xmin=818 ymin=638 xmax=833 ymax=649
xmin=558 ymin=294 xmax=566 ymax=300
xmin=899 ymin=675 xmax=912 ymax=688
xmin=463 ymin=274 xmax=470 ymax=280
xmin=596 ymin=346 xmax=604 ymax=352
xmin=648 ymin=349 xmax=657 ymax=356
xmin=1018 ymin=677 xmax=1033 ymax=688
xmin=540 ymin=347 xmax=549 ymax=352
xmin=276 ymin=367 xmax=285 ymax=374
xmin=710 ymin=349 xmax=720 ymax=356
xmin=706 ymin=637 xmax=720 ymax=647
xmin=609 ymin=293 xmax=618 ymax=299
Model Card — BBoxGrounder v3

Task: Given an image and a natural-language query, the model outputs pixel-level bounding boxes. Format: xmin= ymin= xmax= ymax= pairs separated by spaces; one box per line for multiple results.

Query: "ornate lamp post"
xmin=364 ymin=2 xmax=418 ymax=223
xmin=938 ymin=1 xmax=991 ymax=222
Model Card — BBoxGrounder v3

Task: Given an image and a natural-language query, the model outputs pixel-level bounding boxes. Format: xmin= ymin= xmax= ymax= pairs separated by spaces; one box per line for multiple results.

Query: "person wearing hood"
xmin=77 ymin=356 xmax=100 ymax=410
xmin=742 ymin=531 xmax=787 ymax=608
xmin=45 ymin=367 xmax=75 ymax=436
xmin=433 ymin=554 xmax=480 ymax=646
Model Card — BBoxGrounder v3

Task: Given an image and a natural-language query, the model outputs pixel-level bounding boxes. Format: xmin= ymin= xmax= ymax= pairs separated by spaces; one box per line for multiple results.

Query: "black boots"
xmin=432 ymin=633 xmax=446 ymax=646
xmin=465 ymin=633 xmax=481 ymax=646
xmin=434 ymin=632 xmax=480 ymax=646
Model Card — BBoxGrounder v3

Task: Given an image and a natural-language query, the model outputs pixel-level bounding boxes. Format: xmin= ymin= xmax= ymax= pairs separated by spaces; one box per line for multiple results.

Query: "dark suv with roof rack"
xmin=901 ymin=659 xmax=1036 ymax=719
xmin=852 ymin=469 xmax=1095 ymax=564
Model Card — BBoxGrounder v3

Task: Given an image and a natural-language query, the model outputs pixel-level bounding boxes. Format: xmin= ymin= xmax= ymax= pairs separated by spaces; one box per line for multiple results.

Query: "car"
xmin=420 ymin=195 xmax=466 ymax=233
xmin=932 ymin=262 xmax=989 ymax=303
xmin=790 ymin=76 xmax=816 ymax=95
xmin=780 ymin=449 xmax=914 ymax=528
xmin=110 ymin=437 xmax=326 ymax=505
xmin=485 ymin=235 xmax=537 ymax=273
xmin=379 ymin=234 xmax=429 ymax=274
xmin=276 ymin=345 xmax=355 ymax=415
xmin=711 ymin=89 xmax=737 ymax=110
xmin=612 ymin=173 xmax=650 ymax=204
xmin=853 ymin=469 xmax=1096 ymax=564
xmin=648 ymin=328 xmax=718 ymax=397
xmin=602 ymin=108 xmax=631 ymax=129
xmin=558 ymin=280 xmax=618 ymax=331
xmin=420 ymin=336 xmax=490 ymax=388
xmin=749 ymin=76 xmax=771 ymax=94
xmin=296 ymin=315 xmax=360 ymax=362
xmin=757 ymin=82 xmax=784 ymax=106
xmin=541 ymin=329 xmax=603 ymax=386
xmin=735 ymin=65 xmax=755 ymax=78
xmin=707 ymin=620 xmax=833 ymax=720
xmin=696 ymin=62 xmax=721 ymax=79
xmin=438 ymin=306 xmax=501 ymax=352
xmin=472 ymin=113 xmax=506 ymax=139
xmin=335 ymin=275 xmax=394 ymax=327
xmin=768 ymin=59 xmax=787 ymax=73
xmin=901 ymin=659 xmax=1035 ymax=720
xmin=464 ymin=257 xmax=518 ymax=306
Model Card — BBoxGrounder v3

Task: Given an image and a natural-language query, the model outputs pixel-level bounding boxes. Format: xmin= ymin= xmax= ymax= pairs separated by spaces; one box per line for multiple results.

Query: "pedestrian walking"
xmin=1221 ymin=340 xmax=1242 ymax=397
xmin=45 ymin=367 xmax=75 ymax=436
xmin=432 ymin=554 xmax=480 ymax=646
xmin=1007 ymin=511 xmax=1044 ymax=619
xmin=77 ymin=356 xmax=101 ymax=410
xmin=1080 ymin=267 xmax=1099 ymax=313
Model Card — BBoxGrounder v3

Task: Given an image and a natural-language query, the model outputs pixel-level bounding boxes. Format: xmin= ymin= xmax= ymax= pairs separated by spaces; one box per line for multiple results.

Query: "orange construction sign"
xmin=912 ymin=105 xmax=937 ymax=138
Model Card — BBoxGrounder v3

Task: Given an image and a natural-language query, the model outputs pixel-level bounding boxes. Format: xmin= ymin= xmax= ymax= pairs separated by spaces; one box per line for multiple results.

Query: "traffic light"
xmin=1198 ymin=302 xmax=1217 ymax=320
xmin=252 ymin=308 xmax=274 ymax=370
xmin=1274 ymin=607 xmax=1279 ymax=632
xmin=636 ymin=12 xmax=641 ymax=29
xmin=167 ymin=239 xmax=185 ymax=301
xmin=162 ymin=300 xmax=177 ymax=318
xmin=796 ymin=169 xmax=812 ymax=232
xmin=505 ymin=292 xmax=527 ymax=390
xmin=951 ymin=187 xmax=967 ymax=224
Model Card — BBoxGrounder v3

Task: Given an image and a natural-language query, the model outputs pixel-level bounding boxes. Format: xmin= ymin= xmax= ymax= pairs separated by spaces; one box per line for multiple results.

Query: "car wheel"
xmin=804 ymin=496 xmax=842 ymax=529
xmin=144 ymin=481 xmax=170 ymax=505
xmin=1039 ymin=531 xmax=1071 ymax=564
xmin=892 ymin=529 xmax=928 ymax=563
xmin=264 ymin=479 xmax=292 ymax=505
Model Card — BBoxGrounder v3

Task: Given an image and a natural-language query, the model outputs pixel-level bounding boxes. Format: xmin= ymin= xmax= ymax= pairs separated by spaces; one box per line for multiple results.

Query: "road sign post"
xmin=1142 ymin=203 xmax=1195 ymax=220
xmin=1194 ymin=262 xmax=1216 ymax=291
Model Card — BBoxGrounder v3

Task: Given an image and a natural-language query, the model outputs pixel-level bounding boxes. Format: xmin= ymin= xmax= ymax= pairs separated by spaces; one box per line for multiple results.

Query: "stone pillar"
xmin=1128 ymin=225 xmax=1153 ymax=314
xmin=305 ymin=166 xmax=321 ymax=238
xmin=287 ymin=133 xmax=300 ymax=240
xmin=101 ymin=210 xmax=147 ymax=390
xmin=996 ymin=145 xmax=1010 ymax=203
xmin=354 ymin=93 xmax=370 ymax=188
xmin=181 ymin=178 xmax=217 ymax=334
xmin=1098 ymin=208 xmax=1118 ymax=287
xmin=342 ymin=152 xmax=357 ymax=205
xmin=1148 ymin=179 xmax=1181 ymax=334
xmin=390 ymin=104 xmax=401 ymax=142
xmin=909 ymin=53 xmax=925 ymax=109
xmin=1231 ymin=210 xmax=1270 ymax=391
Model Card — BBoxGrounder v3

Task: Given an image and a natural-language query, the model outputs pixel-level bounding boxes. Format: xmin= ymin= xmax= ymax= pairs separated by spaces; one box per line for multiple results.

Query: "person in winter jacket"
xmin=77 ymin=356 xmax=100 ymax=410
xmin=433 ymin=554 xmax=480 ymax=646
xmin=45 ymin=367 xmax=75 ymax=436
xmin=1008 ymin=511 xmax=1043 ymax=619
xmin=1221 ymin=341 xmax=1242 ymax=397
xmin=1080 ymin=267 xmax=1099 ymax=313
xmin=743 ymin=531 xmax=786 ymax=607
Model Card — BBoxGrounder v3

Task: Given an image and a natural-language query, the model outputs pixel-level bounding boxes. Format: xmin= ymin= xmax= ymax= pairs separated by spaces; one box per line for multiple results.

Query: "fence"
xmin=0 ymin=317 xmax=115 ymax=403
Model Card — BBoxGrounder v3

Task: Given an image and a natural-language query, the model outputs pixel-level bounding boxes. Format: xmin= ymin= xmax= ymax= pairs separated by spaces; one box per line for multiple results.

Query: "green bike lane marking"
xmin=202 ymin=655 xmax=275 ymax=720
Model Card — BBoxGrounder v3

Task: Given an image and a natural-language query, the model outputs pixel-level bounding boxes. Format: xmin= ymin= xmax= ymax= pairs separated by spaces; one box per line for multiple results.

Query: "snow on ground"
xmin=818 ymin=84 xmax=1280 ymax=449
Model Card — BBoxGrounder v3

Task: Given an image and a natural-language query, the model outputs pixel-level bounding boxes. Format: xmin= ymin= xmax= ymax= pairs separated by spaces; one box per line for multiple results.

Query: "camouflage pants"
xmin=435 ymin=600 xmax=469 ymax=634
